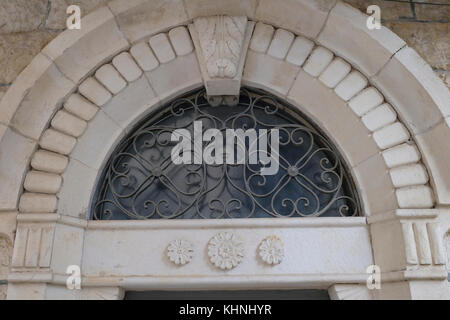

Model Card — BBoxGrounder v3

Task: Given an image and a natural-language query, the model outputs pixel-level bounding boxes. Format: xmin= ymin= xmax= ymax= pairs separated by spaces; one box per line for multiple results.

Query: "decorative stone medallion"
xmin=208 ymin=232 xmax=244 ymax=270
xmin=167 ymin=239 xmax=194 ymax=265
xmin=258 ymin=236 xmax=284 ymax=265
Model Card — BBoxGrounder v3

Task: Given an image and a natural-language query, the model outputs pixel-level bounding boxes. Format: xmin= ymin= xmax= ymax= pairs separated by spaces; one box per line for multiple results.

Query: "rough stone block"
xmin=317 ymin=2 xmax=406 ymax=77
xmin=64 ymin=94 xmax=99 ymax=122
xmin=256 ymin=0 xmax=337 ymax=39
xmin=286 ymin=36 xmax=314 ymax=67
xmin=381 ymin=143 xmax=421 ymax=169
xmin=39 ymin=129 xmax=77 ymax=155
xmin=267 ymin=29 xmax=295 ymax=60
xmin=373 ymin=122 xmax=410 ymax=150
xmin=31 ymin=150 xmax=69 ymax=174
xmin=168 ymin=27 xmax=194 ymax=56
xmin=95 ymin=64 xmax=127 ymax=95
xmin=24 ymin=171 xmax=62 ymax=194
xmin=9 ymin=59 xmax=75 ymax=140
xmin=149 ymin=33 xmax=176 ymax=64
xmin=373 ymin=47 xmax=449 ymax=134
xmin=51 ymin=110 xmax=88 ymax=138
xmin=146 ymin=53 xmax=202 ymax=103
xmin=243 ymin=51 xmax=299 ymax=97
xmin=348 ymin=87 xmax=384 ymax=117
xmin=19 ymin=193 xmax=58 ymax=213
xmin=249 ymin=22 xmax=274 ymax=53
xmin=334 ymin=71 xmax=368 ymax=101
xmin=303 ymin=47 xmax=334 ymax=77
xmin=108 ymin=0 xmax=189 ymax=43
xmin=396 ymin=186 xmax=434 ymax=208
xmin=43 ymin=7 xmax=129 ymax=83
xmin=0 ymin=129 xmax=36 ymax=210
xmin=318 ymin=58 xmax=351 ymax=88
xmin=130 ymin=42 xmax=160 ymax=72
xmin=362 ymin=103 xmax=397 ymax=132
xmin=389 ymin=164 xmax=429 ymax=188
xmin=79 ymin=77 xmax=112 ymax=106
xmin=112 ymin=52 xmax=143 ymax=82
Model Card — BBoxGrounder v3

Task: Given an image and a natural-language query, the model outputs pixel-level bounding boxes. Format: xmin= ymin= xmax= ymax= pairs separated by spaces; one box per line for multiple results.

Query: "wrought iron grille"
xmin=92 ymin=88 xmax=360 ymax=220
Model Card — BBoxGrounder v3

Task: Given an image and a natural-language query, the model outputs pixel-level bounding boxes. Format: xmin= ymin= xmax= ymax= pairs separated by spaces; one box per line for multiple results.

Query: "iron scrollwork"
xmin=93 ymin=88 xmax=360 ymax=220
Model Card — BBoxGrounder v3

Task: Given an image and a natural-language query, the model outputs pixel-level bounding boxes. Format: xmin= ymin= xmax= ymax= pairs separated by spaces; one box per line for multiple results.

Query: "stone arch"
xmin=0 ymin=0 xmax=448 ymax=300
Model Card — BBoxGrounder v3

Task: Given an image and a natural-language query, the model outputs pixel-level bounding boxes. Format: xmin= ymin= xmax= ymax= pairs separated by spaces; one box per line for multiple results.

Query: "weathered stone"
xmin=0 ymin=54 xmax=54 ymax=126
xmin=9 ymin=60 xmax=75 ymax=140
xmin=39 ymin=129 xmax=77 ymax=155
xmin=244 ymin=51 xmax=299 ymax=97
xmin=286 ymin=37 xmax=315 ymax=67
xmin=19 ymin=193 xmax=58 ymax=213
xmin=348 ymin=87 xmax=384 ymax=117
xmin=267 ymin=29 xmax=295 ymax=60
xmin=51 ymin=110 xmax=88 ymax=138
xmin=42 ymin=6 xmax=129 ymax=83
xmin=362 ymin=103 xmax=397 ymax=132
xmin=396 ymin=186 xmax=435 ymax=209
xmin=149 ymin=33 xmax=176 ymax=64
xmin=352 ymin=154 xmax=398 ymax=215
xmin=130 ymin=42 xmax=159 ymax=72
xmin=416 ymin=121 xmax=450 ymax=205
xmin=318 ymin=2 xmax=406 ymax=77
xmin=146 ymin=53 xmax=202 ymax=103
xmin=24 ymin=171 xmax=62 ymax=194
xmin=381 ymin=143 xmax=421 ymax=169
xmin=0 ymin=0 xmax=47 ymax=33
xmin=0 ymin=31 xmax=58 ymax=84
xmin=71 ymin=110 xmax=122 ymax=170
xmin=415 ymin=4 xmax=450 ymax=25
xmin=31 ymin=150 xmax=69 ymax=174
xmin=373 ymin=46 xmax=449 ymax=134
xmin=79 ymin=77 xmax=112 ymax=106
xmin=342 ymin=0 xmax=414 ymax=20
xmin=184 ymin=0 xmax=258 ymax=19
xmin=0 ymin=128 xmax=36 ymax=210
xmin=95 ymin=64 xmax=127 ymax=95
xmin=102 ymin=76 xmax=159 ymax=131
xmin=112 ymin=52 xmax=143 ymax=83
xmin=249 ymin=22 xmax=274 ymax=53
xmin=303 ymin=47 xmax=334 ymax=77
xmin=108 ymin=0 xmax=189 ymax=43
xmin=168 ymin=27 xmax=194 ymax=57
xmin=46 ymin=0 xmax=109 ymax=30
xmin=256 ymin=0 xmax=337 ymax=39
xmin=334 ymin=71 xmax=368 ymax=101
xmin=64 ymin=94 xmax=99 ymax=121
xmin=389 ymin=164 xmax=429 ymax=188
xmin=372 ymin=122 xmax=410 ymax=150
xmin=384 ymin=21 xmax=449 ymax=71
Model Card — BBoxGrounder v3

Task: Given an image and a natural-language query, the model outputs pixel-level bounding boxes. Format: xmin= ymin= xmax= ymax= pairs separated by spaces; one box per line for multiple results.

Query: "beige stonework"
xmin=0 ymin=1 xmax=449 ymax=300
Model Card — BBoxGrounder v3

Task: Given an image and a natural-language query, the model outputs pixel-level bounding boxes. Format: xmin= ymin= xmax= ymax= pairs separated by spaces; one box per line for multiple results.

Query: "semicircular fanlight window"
xmin=92 ymin=88 xmax=360 ymax=220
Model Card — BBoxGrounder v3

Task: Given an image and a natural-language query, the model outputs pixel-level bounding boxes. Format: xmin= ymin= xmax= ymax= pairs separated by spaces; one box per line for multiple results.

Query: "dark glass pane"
xmin=92 ymin=88 xmax=360 ymax=220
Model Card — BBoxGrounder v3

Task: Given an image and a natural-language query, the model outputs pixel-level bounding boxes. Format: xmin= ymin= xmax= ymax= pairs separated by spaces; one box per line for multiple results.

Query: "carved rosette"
xmin=258 ymin=236 xmax=284 ymax=265
xmin=167 ymin=239 xmax=194 ymax=265
xmin=208 ymin=232 xmax=244 ymax=270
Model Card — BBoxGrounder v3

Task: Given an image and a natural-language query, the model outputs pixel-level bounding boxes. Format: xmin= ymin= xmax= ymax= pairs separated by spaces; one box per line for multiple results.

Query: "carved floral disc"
xmin=259 ymin=235 xmax=284 ymax=265
xmin=208 ymin=232 xmax=244 ymax=270
xmin=167 ymin=239 xmax=194 ymax=265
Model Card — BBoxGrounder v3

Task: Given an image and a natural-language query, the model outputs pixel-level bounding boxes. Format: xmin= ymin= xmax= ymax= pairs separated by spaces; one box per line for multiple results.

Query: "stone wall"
xmin=344 ymin=0 xmax=449 ymax=85
xmin=0 ymin=0 xmax=448 ymax=98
